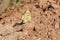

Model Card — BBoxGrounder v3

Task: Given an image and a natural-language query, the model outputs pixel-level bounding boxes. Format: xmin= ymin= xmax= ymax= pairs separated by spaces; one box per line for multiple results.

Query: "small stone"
xmin=55 ymin=22 xmax=59 ymax=29
xmin=37 ymin=38 xmax=41 ymax=40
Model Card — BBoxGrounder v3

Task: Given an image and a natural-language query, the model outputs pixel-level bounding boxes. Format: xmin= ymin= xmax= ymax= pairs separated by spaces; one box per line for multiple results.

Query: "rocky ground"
xmin=0 ymin=0 xmax=60 ymax=40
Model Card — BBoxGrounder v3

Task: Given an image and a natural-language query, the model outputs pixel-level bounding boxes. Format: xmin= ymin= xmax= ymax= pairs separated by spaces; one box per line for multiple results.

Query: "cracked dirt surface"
xmin=0 ymin=0 xmax=60 ymax=40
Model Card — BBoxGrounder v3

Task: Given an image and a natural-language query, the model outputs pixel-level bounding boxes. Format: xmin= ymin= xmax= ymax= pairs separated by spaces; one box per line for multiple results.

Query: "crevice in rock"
xmin=58 ymin=15 xmax=60 ymax=18
xmin=2 ymin=22 xmax=5 ymax=25
xmin=16 ymin=29 xmax=23 ymax=32
xmin=0 ymin=18 xmax=2 ymax=20
xmin=33 ymin=27 xmax=35 ymax=31
xmin=0 ymin=34 xmax=3 ymax=36
xmin=35 ymin=5 xmax=40 ymax=8
xmin=13 ymin=20 xmax=25 ymax=27
xmin=47 ymin=5 xmax=54 ymax=10
xmin=42 ymin=8 xmax=46 ymax=12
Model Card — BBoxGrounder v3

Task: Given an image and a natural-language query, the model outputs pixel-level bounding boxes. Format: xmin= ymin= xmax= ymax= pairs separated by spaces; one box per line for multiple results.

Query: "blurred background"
xmin=0 ymin=0 xmax=23 ymax=15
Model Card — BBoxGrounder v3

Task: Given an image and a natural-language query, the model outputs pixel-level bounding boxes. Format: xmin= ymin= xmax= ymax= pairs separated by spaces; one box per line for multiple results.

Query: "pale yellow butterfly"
xmin=22 ymin=10 xmax=31 ymax=23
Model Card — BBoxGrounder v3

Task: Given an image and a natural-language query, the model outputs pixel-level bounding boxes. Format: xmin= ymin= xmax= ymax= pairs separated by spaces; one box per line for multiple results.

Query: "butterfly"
xmin=22 ymin=10 xmax=31 ymax=23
